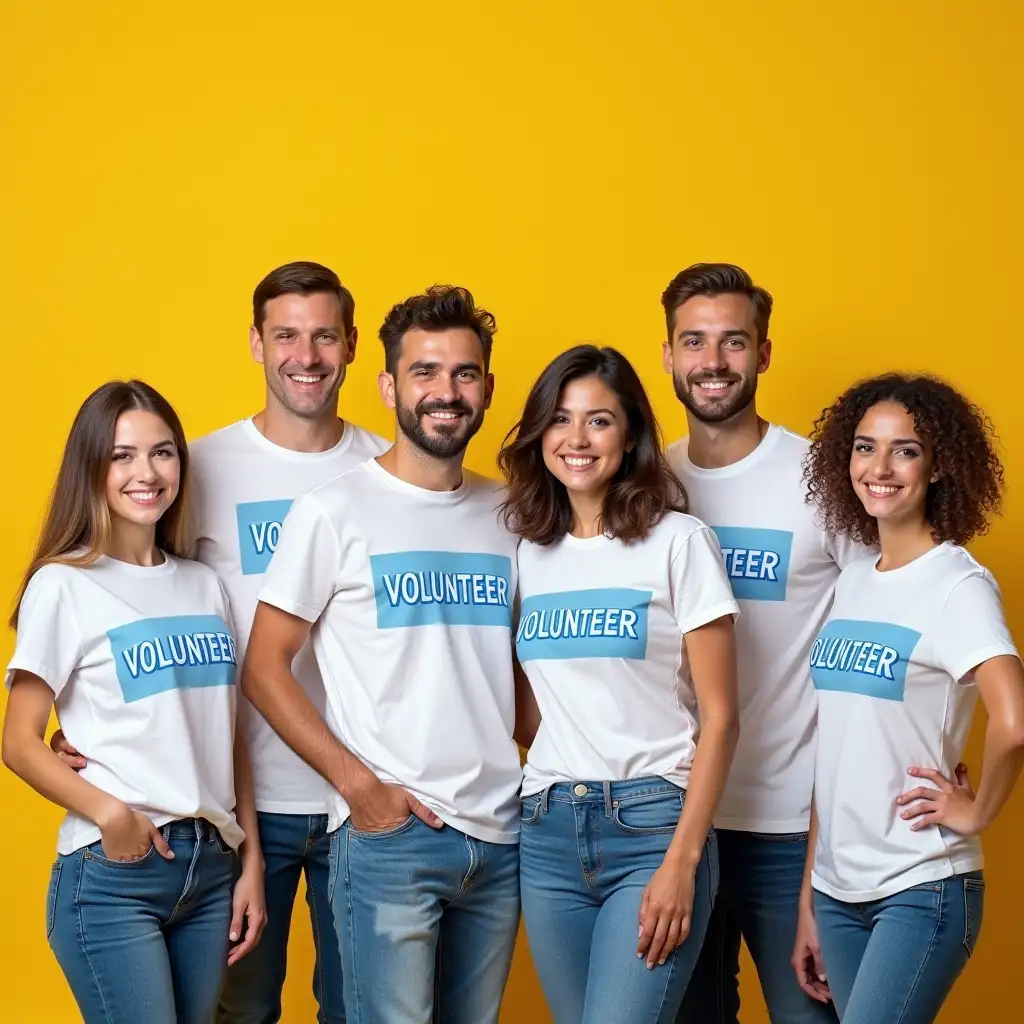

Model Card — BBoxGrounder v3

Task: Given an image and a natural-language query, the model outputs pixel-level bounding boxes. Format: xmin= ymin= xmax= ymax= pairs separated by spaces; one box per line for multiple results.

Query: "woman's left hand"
xmin=637 ymin=853 xmax=696 ymax=969
xmin=897 ymin=763 xmax=979 ymax=835
xmin=227 ymin=859 xmax=268 ymax=965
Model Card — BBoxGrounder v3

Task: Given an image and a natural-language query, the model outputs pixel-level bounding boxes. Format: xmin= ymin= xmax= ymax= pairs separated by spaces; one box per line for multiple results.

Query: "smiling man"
xmin=241 ymin=285 xmax=523 ymax=1024
xmin=191 ymin=262 xmax=389 ymax=1024
xmin=662 ymin=264 xmax=852 ymax=1024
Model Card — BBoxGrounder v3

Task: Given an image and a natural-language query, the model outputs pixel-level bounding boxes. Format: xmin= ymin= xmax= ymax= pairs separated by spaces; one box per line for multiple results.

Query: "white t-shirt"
xmin=257 ymin=460 xmax=522 ymax=844
xmin=516 ymin=513 xmax=739 ymax=796
xmin=668 ymin=424 xmax=863 ymax=833
xmin=810 ymin=543 xmax=1019 ymax=902
xmin=6 ymin=555 xmax=243 ymax=855
xmin=190 ymin=417 xmax=388 ymax=814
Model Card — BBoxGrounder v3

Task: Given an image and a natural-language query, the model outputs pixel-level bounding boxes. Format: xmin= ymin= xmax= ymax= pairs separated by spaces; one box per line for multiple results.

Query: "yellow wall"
xmin=1 ymin=2 xmax=1022 ymax=1020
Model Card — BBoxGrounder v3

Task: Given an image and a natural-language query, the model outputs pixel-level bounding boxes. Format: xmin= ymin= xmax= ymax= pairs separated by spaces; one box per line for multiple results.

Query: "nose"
xmin=870 ymin=449 xmax=893 ymax=478
xmin=134 ymin=457 xmax=159 ymax=483
xmin=433 ymin=373 xmax=458 ymax=403
xmin=701 ymin=342 xmax=728 ymax=373
xmin=295 ymin=333 xmax=319 ymax=367
xmin=566 ymin=421 xmax=590 ymax=449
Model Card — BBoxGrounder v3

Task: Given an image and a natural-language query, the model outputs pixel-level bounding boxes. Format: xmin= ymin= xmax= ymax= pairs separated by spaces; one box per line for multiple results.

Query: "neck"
xmin=685 ymin=403 xmax=767 ymax=469
xmin=568 ymin=490 xmax=606 ymax=539
xmin=106 ymin=521 xmax=163 ymax=567
xmin=253 ymin=399 xmax=344 ymax=453
xmin=376 ymin=432 xmax=466 ymax=492
xmin=875 ymin=514 xmax=938 ymax=571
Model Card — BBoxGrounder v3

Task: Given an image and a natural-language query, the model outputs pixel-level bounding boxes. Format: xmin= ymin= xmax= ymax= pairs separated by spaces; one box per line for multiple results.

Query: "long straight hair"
xmin=10 ymin=380 xmax=192 ymax=628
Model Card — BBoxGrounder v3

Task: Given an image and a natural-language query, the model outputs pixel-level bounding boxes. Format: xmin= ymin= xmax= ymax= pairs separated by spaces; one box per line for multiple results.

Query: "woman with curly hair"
xmin=499 ymin=345 xmax=740 ymax=1023
xmin=793 ymin=373 xmax=1024 ymax=1023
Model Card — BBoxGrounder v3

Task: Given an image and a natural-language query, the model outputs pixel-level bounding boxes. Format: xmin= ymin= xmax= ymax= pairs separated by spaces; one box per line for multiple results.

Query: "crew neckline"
xmin=673 ymin=422 xmax=784 ymax=479
xmin=93 ymin=552 xmax=178 ymax=578
xmin=560 ymin=531 xmax=613 ymax=549
xmin=872 ymin=541 xmax=950 ymax=577
xmin=241 ymin=417 xmax=355 ymax=463
xmin=365 ymin=457 xmax=472 ymax=505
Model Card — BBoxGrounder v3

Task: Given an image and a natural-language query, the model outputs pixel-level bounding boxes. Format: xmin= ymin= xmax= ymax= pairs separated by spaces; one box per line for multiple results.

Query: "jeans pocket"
xmin=612 ymin=789 xmax=684 ymax=834
xmin=211 ymin=829 xmax=236 ymax=857
xmin=83 ymin=840 xmax=160 ymax=868
xmin=45 ymin=861 xmax=62 ymax=938
xmin=327 ymin=831 xmax=339 ymax=903
xmin=962 ymin=875 xmax=985 ymax=956
xmin=521 ymin=794 xmax=543 ymax=826
xmin=347 ymin=813 xmax=417 ymax=841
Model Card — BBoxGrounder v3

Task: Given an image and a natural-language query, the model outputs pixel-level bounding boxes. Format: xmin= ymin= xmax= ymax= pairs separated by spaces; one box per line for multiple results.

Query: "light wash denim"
xmin=218 ymin=811 xmax=344 ymax=1024
xmin=678 ymin=829 xmax=838 ymax=1023
xmin=48 ymin=817 xmax=237 ymax=1024
xmin=520 ymin=778 xmax=718 ymax=1024
xmin=813 ymin=871 xmax=984 ymax=1023
xmin=329 ymin=816 xmax=520 ymax=1024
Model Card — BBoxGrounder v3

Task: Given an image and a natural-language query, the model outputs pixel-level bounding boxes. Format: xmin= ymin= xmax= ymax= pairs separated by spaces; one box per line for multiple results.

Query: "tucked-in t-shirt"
xmin=810 ymin=543 xmax=1019 ymax=902
xmin=257 ymin=460 xmax=523 ymax=844
xmin=190 ymin=417 xmax=388 ymax=814
xmin=669 ymin=424 xmax=865 ymax=832
xmin=6 ymin=555 xmax=243 ymax=854
xmin=517 ymin=512 xmax=739 ymax=796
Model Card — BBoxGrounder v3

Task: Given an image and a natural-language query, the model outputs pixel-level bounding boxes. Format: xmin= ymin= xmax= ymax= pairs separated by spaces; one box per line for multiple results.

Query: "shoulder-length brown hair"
xmin=10 ymin=380 xmax=192 ymax=628
xmin=498 ymin=345 xmax=686 ymax=545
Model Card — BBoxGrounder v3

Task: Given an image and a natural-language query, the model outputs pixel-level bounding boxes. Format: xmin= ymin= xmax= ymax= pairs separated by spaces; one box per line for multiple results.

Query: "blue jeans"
xmin=48 ymin=817 xmax=237 ymax=1024
xmin=218 ymin=811 xmax=344 ymax=1023
xmin=813 ymin=872 xmax=984 ymax=1023
xmin=677 ymin=829 xmax=838 ymax=1024
xmin=330 ymin=816 xmax=520 ymax=1024
xmin=520 ymin=779 xmax=718 ymax=1024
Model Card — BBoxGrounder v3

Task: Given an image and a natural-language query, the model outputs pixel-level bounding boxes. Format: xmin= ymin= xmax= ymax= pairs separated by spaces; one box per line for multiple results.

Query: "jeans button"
xmin=573 ymin=784 xmax=588 ymax=797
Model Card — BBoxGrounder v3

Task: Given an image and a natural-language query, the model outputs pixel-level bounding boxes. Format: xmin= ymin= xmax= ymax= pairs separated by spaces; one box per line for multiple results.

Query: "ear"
xmin=249 ymin=325 xmax=265 ymax=365
xmin=378 ymin=370 xmax=397 ymax=410
xmin=661 ymin=339 xmax=673 ymax=375
xmin=483 ymin=372 xmax=495 ymax=411
xmin=345 ymin=326 xmax=358 ymax=366
xmin=757 ymin=337 xmax=772 ymax=375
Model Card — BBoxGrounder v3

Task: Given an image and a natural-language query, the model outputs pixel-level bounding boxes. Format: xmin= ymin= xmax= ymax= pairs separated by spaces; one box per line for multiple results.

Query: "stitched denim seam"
xmin=305 ymin=857 xmax=328 ymax=1013
xmin=167 ymin=836 xmax=202 ymax=924
xmin=451 ymin=834 xmax=478 ymax=905
xmin=73 ymin=851 xmax=115 ymax=1023
xmin=344 ymin=828 xmax=361 ymax=1021
xmin=893 ymin=884 xmax=944 ymax=1023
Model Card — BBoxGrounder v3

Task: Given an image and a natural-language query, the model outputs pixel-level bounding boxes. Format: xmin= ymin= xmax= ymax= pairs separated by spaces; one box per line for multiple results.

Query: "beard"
xmin=673 ymin=370 xmax=757 ymax=424
xmin=396 ymin=397 xmax=484 ymax=458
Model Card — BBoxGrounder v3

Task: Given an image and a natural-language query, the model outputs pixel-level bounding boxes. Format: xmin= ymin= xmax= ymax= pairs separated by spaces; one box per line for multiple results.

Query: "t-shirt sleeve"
xmin=257 ymin=495 xmax=340 ymax=623
xmin=670 ymin=526 xmax=741 ymax=635
xmin=935 ymin=573 xmax=1020 ymax=685
xmin=5 ymin=571 xmax=83 ymax=697
xmin=823 ymin=529 xmax=876 ymax=571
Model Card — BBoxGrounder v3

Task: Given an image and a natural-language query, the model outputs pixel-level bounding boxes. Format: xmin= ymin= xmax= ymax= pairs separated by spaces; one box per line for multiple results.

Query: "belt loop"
xmin=603 ymin=781 xmax=613 ymax=818
xmin=540 ymin=785 xmax=551 ymax=814
xmin=161 ymin=822 xmax=172 ymax=842
xmin=194 ymin=817 xmax=202 ymax=841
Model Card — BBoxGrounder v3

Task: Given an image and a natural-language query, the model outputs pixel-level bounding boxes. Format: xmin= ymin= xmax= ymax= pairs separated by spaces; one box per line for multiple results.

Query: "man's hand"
xmin=347 ymin=777 xmax=443 ymax=832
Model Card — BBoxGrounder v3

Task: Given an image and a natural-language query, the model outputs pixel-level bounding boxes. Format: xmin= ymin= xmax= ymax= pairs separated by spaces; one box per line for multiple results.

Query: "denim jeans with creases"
xmin=48 ymin=817 xmax=238 ymax=1024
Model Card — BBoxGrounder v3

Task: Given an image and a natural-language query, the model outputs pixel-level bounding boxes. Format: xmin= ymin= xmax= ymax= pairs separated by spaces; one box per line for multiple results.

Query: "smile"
xmin=425 ymin=411 xmax=463 ymax=420
xmin=865 ymin=483 xmax=903 ymax=496
xmin=695 ymin=380 xmax=734 ymax=392
xmin=288 ymin=373 xmax=327 ymax=385
xmin=124 ymin=489 xmax=163 ymax=505
xmin=560 ymin=455 xmax=597 ymax=470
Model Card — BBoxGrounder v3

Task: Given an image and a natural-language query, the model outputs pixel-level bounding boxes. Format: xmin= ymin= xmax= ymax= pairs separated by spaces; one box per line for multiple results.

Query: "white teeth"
xmin=563 ymin=456 xmax=596 ymax=467
xmin=429 ymin=412 xmax=459 ymax=419
xmin=126 ymin=491 xmax=159 ymax=501
xmin=867 ymin=484 xmax=901 ymax=495
xmin=289 ymin=374 xmax=324 ymax=384
xmin=698 ymin=381 xmax=731 ymax=390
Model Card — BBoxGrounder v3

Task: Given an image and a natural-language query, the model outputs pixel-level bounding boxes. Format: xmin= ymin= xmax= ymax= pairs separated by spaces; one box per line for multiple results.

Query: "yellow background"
xmin=1 ymin=2 xmax=1021 ymax=1020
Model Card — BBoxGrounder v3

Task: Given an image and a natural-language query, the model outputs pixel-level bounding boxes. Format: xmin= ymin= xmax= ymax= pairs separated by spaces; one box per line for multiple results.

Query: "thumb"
xmin=955 ymin=762 xmax=971 ymax=788
xmin=228 ymin=889 xmax=246 ymax=944
xmin=150 ymin=825 xmax=175 ymax=861
xmin=406 ymin=793 xmax=443 ymax=829
xmin=813 ymin=947 xmax=827 ymax=983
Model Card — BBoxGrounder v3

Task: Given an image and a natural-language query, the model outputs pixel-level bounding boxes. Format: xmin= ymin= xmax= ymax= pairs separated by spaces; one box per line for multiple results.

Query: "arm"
xmin=637 ymin=615 xmax=739 ymax=967
xmin=513 ymin=659 xmax=541 ymax=750
xmin=225 ymin=726 xmax=267 ymax=964
xmin=2 ymin=674 xmax=172 ymax=860
xmin=242 ymin=601 xmax=441 ymax=831
xmin=791 ymin=795 xmax=831 ymax=1002
xmin=899 ymin=654 xmax=1024 ymax=834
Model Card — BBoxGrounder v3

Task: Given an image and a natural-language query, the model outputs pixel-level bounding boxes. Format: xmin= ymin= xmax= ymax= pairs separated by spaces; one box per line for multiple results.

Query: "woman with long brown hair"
xmin=500 ymin=345 xmax=740 ymax=1023
xmin=2 ymin=380 xmax=265 ymax=1024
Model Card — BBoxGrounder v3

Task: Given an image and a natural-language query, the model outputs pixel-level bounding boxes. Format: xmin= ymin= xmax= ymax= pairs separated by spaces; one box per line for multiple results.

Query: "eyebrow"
xmin=554 ymin=406 xmax=618 ymax=418
xmin=854 ymin=435 xmax=922 ymax=446
xmin=407 ymin=360 xmax=482 ymax=373
xmin=271 ymin=325 xmax=339 ymax=334
xmin=113 ymin=439 xmax=177 ymax=451
xmin=677 ymin=328 xmax=752 ymax=339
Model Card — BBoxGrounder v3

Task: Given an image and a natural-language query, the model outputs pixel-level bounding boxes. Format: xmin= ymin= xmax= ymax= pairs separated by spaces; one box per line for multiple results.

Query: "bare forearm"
xmin=972 ymin=721 xmax=1024 ymax=830
xmin=241 ymin=658 xmax=372 ymax=799
xmin=231 ymin=728 xmax=263 ymax=868
xmin=667 ymin=711 xmax=739 ymax=866
xmin=800 ymin=798 xmax=819 ymax=908
xmin=2 ymin=736 xmax=120 ymax=826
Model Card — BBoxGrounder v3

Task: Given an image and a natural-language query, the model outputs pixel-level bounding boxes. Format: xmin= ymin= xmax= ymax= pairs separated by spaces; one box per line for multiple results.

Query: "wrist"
xmin=93 ymin=795 xmax=130 ymax=831
xmin=664 ymin=838 xmax=703 ymax=871
xmin=338 ymin=764 xmax=380 ymax=803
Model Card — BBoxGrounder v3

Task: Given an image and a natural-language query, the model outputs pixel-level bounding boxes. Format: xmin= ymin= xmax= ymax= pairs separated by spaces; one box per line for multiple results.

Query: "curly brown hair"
xmin=803 ymin=373 xmax=1004 ymax=547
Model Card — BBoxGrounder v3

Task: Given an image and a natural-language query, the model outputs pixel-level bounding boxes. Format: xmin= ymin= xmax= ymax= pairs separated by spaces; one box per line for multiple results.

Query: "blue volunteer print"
xmin=810 ymin=619 xmax=922 ymax=702
xmin=711 ymin=526 xmax=794 ymax=601
xmin=236 ymin=499 xmax=294 ymax=575
xmin=107 ymin=614 xmax=237 ymax=703
xmin=371 ymin=551 xmax=513 ymax=628
xmin=516 ymin=588 xmax=652 ymax=662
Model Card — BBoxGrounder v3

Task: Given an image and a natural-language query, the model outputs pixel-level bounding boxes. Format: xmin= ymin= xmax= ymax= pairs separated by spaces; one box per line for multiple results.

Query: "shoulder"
xmin=189 ymin=420 xmax=246 ymax=461
xmin=653 ymin=510 xmax=720 ymax=553
xmin=23 ymin=561 xmax=81 ymax=597
xmin=463 ymin=470 xmax=507 ymax=505
xmin=300 ymin=460 xmax=377 ymax=516
xmin=665 ymin=437 xmax=689 ymax=472
xmin=345 ymin=422 xmax=390 ymax=457
xmin=933 ymin=544 xmax=998 ymax=592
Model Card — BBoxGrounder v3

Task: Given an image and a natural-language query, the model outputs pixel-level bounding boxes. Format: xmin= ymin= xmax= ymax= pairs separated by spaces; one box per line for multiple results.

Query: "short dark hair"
xmin=661 ymin=263 xmax=773 ymax=344
xmin=498 ymin=345 xmax=687 ymax=545
xmin=252 ymin=261 xmax=355 ymax=335
xmin=379 ymin=285 xmax=496 ymax=375
xmin=803 ymin=373 xmax=1004 ymax=547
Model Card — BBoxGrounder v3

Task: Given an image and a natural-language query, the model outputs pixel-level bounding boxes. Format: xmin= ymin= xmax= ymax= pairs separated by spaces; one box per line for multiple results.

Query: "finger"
xmin=910 ymin=811 xmax=940 ymax=832
xmin=636 ymin=907 xmax=656 ymax=958
xmin=900 ymin=800 xmax=938 ymax=820
xmin=656 ymin=918 xmax=681 ymax=965
xmin=812 ymin=946 xmax=828 ymax=985
xmin=227 ymin=912 xmax=259 ymax=965
xmin=636 ymin=889 xmax=651 ymax=955
xmin=896 ymin=787 xmax=933 ymax=805
xmin=228 ymin=896 xmax=245 ymax=947
xmin=908 ymin=767 xmax=950 ymax=789
xmin=406 ymin=793 xmax=443 ymax=829
xmin=150 ymin=826 xmax=175 ymax=860
xmin=646 ymin=915 xmax=670 ymax=967
xmin=955 ymin=762 xmax=975 ymax=794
